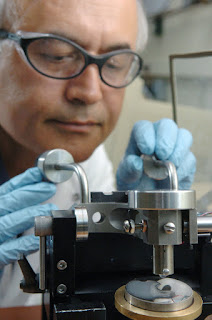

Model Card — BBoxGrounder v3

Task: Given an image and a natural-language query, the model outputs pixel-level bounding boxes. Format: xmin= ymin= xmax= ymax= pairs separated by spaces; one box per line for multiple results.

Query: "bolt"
xmin=123 ymin=219 xmax=135 ymax=234
xmin=57 ymin=284 xmax=67 ymax=294
xmin=57 ymin=260 xmax=67 ymax=270
xmin=164 ymin=222 xmax=176 ymax=234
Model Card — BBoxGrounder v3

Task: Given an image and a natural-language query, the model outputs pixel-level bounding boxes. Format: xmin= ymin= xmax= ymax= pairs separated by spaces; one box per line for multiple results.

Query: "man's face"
xmin=0 ymin=0 xmax=138 ymax=162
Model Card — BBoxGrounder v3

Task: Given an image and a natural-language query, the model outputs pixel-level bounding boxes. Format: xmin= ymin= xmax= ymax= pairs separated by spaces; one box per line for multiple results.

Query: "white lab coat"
xmin=0 ymin=144 xmax=115 ymax=307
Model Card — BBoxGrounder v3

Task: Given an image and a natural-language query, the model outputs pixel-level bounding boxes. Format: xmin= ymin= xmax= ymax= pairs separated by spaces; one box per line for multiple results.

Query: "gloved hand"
xmin=116 ymin=118 xmax=196 ymax=190
xmin=0 ymin=167 xmax=57 ymax=270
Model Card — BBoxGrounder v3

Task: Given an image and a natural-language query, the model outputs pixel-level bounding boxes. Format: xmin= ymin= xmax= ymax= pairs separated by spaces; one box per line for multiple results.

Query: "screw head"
xmin=57 ymin=284 xmax=67 ymax=294
xmin=57 ymin=260 xmax=67 ymax=270
xmin=123 ymin=219 xmax=135 ymax=234
xmin=164 ymin=222 xmax=176 ymax=234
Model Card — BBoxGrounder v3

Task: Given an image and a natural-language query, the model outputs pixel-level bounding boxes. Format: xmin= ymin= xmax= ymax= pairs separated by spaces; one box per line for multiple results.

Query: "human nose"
xmin=65 ymin=64 xmax=103 ymax=105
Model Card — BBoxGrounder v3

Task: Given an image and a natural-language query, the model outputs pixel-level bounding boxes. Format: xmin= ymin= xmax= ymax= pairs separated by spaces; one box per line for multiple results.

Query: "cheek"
xmin=0 ymin=52 xmax=61 ymax=126
xmin=0 ymin=59 xmax=57 ymax=144
xmin=104 ymin=88 xmax=125 ymax=130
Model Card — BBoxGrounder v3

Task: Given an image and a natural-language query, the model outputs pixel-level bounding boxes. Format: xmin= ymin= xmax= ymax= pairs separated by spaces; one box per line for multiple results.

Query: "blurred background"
xmin=105 ymin=0 xmax=212 ymax=212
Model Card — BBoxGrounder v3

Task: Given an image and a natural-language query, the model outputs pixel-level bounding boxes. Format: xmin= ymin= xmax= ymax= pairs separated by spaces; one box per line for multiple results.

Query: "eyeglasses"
xmin=0 ymin=30 xmax=143 ymax=88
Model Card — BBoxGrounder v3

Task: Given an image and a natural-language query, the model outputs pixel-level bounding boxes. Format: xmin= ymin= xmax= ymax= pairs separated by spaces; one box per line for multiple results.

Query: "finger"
xmin=0 ymin=203 xmax=57 ymax=244
xmin=116 ymin=154 xmax=143 ymax=190
xmin=168 ymin=128 xmax=193 ymax=168
xmin=154 ymin=118 xmax=178 ymax=160
xmin=177 ymin=152 xmax=196 ymax=190
xmin=0 ymin=235 xmax=39 ymax=269
xmin=0 ymin=181 xmax=57 ymax=216
xmin=126 ymin=121 xmax=155 ymax=156
xmin=0 ymin=167 xmax=43 ymax=196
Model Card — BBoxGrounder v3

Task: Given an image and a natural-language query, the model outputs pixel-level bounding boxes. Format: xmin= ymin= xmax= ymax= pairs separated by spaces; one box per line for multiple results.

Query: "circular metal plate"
xmin=37 ymin=149 xmax=74 ymax=183
xmin=128 ymin=190 xmax=196 ymax=210
xmin=115 ymin=286 xmax=202 ymax=320
xmin=142 ymin=155 xmax=169 ymax=181
xmin=125 ymin=279 xmax=193 ymax=312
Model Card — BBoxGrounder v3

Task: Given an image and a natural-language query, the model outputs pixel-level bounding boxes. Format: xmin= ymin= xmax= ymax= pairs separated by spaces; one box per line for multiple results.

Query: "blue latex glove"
xmin=0 ymin=167 xmax=57 ymax=270
xmin=116 ymin=118 xmax=196 ymax=191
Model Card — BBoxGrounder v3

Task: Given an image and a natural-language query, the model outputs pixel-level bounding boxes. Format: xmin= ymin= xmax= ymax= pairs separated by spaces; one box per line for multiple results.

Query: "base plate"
xmin=115 ymin=286 xmax=202 ymax=320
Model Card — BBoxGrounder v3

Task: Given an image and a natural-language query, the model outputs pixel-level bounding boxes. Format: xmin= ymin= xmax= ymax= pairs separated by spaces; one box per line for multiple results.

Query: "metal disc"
xmin=37 ymin=149 xmax=74 ymax=183
xmin=115 ymin=286 xmax=202 ymax=320
xmin=142 ymin=155 xmax=169 ymax=181
xmin=128 ymin=190 xmax=196 ymax=210
xmin=125 ymin=279 xmax=193 ymax=312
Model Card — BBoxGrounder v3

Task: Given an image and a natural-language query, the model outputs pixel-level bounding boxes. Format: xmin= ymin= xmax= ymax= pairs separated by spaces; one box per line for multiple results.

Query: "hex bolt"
xmin=57 ymin=260 xmax=67 ymax=271
xmin=57 ymin=284 xmax=67 ymax=294
xmin=164 ymin=222 xmax=176 ymax=234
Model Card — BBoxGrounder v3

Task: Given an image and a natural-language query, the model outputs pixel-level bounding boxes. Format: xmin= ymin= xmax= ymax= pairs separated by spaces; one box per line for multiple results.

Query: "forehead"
xmin=5 ymin=0 xmax=138 ymax=51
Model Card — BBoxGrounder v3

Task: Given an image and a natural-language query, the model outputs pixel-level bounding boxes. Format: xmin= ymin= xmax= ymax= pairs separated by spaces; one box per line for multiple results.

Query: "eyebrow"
xmin=48 ymin=31 xmax=132 ymax=52
xmin=106 ymin=43 xmax=131 ymax=51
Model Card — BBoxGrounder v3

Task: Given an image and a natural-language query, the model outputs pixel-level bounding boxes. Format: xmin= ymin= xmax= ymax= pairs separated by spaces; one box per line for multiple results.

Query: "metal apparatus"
xmin=18 ymin=149 xmax=212 ymax=320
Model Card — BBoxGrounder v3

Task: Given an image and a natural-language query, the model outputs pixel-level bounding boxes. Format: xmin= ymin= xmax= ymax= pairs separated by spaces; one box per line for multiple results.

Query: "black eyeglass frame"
xmin=0 ymin=29 xmax=143 ymax=88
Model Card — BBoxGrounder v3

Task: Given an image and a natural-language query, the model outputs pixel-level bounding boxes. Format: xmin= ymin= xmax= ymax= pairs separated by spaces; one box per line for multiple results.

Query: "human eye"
xmin=104 ymin=55 xmax=127 ymax=72
xmin=28 ymin=38 xmax=82 ymax=64
xmin=40 ymin=52 xmax=75 ymax=63
xmin=105 ymin=59 xmax=123 ymax=70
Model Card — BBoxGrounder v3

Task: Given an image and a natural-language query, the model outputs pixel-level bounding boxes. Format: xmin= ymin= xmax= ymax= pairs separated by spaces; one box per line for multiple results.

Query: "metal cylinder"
xmin=74 ymin=206 xmax=89 ymax=240
xmin=128 ymin=190 xmax=196 ymax=210
xmin=153 ymin=244 xmax=174 ymax=276
xmin=56 ymin=163 xmax=89 ymax=203
xmin=165 ymin=161 xmax=178 ymax=190
xmin=35 ymin=216 xmax=53 ymax=236
xmin=197 ymin=215 xmax=212 ymax=233
xmin=37 ymin=149 xmax=74 ymax=183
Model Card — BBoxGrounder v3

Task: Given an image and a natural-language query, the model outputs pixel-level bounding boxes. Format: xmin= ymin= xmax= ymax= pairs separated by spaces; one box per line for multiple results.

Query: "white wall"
xmin=142 ymin=4 xmax=212 ymax=77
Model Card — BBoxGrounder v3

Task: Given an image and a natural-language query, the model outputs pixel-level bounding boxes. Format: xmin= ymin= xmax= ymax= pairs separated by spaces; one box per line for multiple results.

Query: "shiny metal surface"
xmin=197 ymin=215 xmax=212 ymax=233
xmin=165 ymin=161 xmax=178 ymax=190
xmin=153 ymin=245 xmax=174 ymax=276
xmin=164 ymin=222 xmax=176 ymax=234
xmin=35 ymin=216 xmax=53 ymax=291
xmin=128 ymin=190 xmax=196 ymax=210
xmin=142 ymin=155 xmax=169 ymax=181
xmin=37 ymin=149 xmax=89 ymax=203
xmin=142 ymin=155 xmax=178 ymax=190
xmin=34 ymin=216 xmax=53 ymax=236
xmin=56 ymin=163 xmax=89 ymax=203
xmin=115 ymin=286 xmax=202 ymax=320
xmin=37 ymin=149 xmax=74 ymax=183
xmin=57 ymin=284 xmax=67 ymax=295
xmin=74 ymin=206 xmax=89 ymax=240
xmin=57 ymin=260 xmax=67 ymax=271
xmin=124 ymin=278 xmax=193 ymax=312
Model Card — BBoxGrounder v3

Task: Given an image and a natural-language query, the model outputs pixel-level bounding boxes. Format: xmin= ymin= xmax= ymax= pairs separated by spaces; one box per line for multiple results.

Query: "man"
xmin=0 ymin=0 xmax=195 ymax=315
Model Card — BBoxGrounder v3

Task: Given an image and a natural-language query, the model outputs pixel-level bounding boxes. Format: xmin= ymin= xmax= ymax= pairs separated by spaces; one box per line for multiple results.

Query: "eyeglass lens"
xmin=27 ymin=37 xmax=141 ymax=87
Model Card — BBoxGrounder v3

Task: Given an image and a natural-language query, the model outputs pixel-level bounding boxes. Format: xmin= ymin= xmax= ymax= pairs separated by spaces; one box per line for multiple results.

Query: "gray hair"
xmin=136 ymin=0 xmax=149 ymax=53
xmin=0 ymin=0 xmax=148 ymax=52
xmin=0 ymin=0 xmax=4 ymax=23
